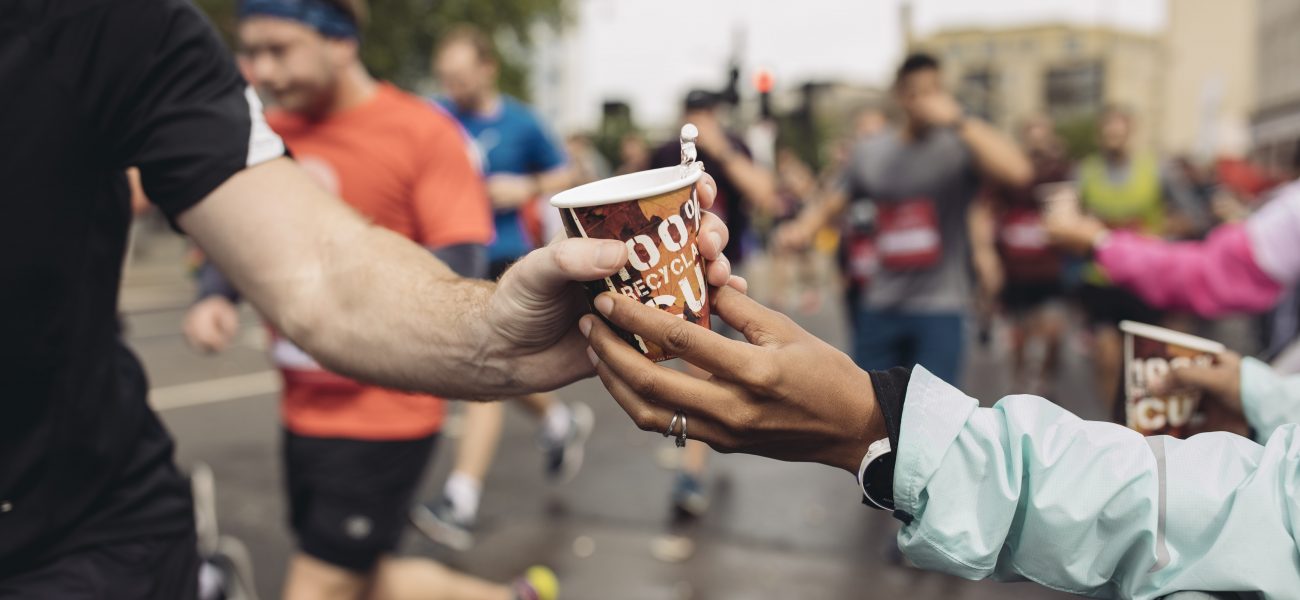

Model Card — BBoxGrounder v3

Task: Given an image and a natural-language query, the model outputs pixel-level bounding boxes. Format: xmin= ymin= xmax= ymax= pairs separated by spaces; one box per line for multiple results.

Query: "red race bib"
xmin=844 ymin=233 xmax=878 ymax=287
xmin=998 ymin=206 xmax=1060 ymax=281
xmin=998 ymin=206 xmax=1049 ymax=257
xmin=875 ymin=198 xmax=942 ymax=271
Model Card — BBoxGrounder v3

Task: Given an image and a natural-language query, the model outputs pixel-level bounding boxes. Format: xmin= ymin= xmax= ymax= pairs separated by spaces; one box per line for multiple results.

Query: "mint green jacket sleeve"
xmin=1240 ymin=356 xmax=1300 ymax=442
xmin=894 ymin=366 xmax=1300 ymax=599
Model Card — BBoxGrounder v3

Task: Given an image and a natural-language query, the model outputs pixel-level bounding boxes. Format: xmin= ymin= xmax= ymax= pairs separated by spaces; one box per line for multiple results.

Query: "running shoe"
xmin=670 ymin=472 xmax=709 ymax=520
xmin=544 ymin=402 xmax=594 ymax=483
xmin=512 ymin=566 xmax=559 ymax=600
xmin=409 ymin=497 xmax=475 ymax=552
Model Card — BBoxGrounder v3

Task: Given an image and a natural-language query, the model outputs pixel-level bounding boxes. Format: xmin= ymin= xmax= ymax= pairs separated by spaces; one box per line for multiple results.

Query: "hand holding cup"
xmin=581 ymin=286 xmax=886 ymax=473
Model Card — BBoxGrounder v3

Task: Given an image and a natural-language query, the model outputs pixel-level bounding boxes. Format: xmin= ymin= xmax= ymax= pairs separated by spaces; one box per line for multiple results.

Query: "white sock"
xmin=443 ymin=472 xmax=481 ymax=523
xmin=542 ymin=402 xmax=573 ymax=443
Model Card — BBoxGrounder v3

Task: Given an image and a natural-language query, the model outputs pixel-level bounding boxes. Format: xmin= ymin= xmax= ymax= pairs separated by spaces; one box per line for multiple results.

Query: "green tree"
xmin=193 ymin=0 xmax=569 ymax=98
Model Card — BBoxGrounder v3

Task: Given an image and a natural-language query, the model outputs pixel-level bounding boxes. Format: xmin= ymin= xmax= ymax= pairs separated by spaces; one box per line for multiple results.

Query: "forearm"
xmin=536 ymin=165 xmax=574 ymax=196
xmin=1240 ymin=356 xmax=1300 ymax=441
xmin=1095 ymin=225 xmax=1282 ymax=317
xmin=798 ymin=189 xmax=848 ymax=233
xmin=180 ymin=159 xmax=516 ymax=398
xmin=716 ymin=154 xmax=779 ymax=214
xmin=289 ymin=226 xmax=513 ymax=397
xmin=894 ymin=367 xmax=1300 ymax=597
xmin=958 ymin=119 xmax=1032 ymax=188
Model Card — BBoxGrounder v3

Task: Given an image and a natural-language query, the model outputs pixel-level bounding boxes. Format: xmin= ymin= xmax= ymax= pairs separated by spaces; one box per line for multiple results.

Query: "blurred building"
xmin=1253 ymin=0 xmax=1300 ymax=170
xmin=913 ymin=24 xmax=1163 ymax=148
xmin=1163 ymin=0 xmax=1257 ymax=159
xmin=528 ymin=20 xmax=585 ymax=134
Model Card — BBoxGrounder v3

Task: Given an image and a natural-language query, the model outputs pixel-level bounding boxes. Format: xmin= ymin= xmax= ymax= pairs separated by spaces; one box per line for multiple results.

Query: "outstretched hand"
xmin=581 ymin=285 xmax=885 ymax=473
xmin=482 ymin=173 xmax=741 ymax=394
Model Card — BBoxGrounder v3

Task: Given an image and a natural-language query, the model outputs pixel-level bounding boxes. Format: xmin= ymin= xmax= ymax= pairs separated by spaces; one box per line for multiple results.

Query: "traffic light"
xmin=754 ymin=68 xmax=774 ymax=119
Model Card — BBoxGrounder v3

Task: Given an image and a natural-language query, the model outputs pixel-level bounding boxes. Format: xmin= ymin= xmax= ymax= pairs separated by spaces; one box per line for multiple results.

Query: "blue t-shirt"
xmin=436 ymin=95 xmax=567 ymax=262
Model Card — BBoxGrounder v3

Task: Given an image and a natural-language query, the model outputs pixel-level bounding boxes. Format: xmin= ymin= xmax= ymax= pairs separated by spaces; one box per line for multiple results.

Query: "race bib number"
xmin=998 ymin=207 xmax=1050 ymax=257
xmin=875 ymin=198 xmax=942 ymax=271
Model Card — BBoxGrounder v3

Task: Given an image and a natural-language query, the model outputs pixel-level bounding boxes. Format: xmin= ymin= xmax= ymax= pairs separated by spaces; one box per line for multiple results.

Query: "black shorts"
xmin=0 ymin=531 xmax=199 ymax=600
xmin=489 ymin=258 xmax=518 ymax=281
xmin=284 ymin=431 xmax=438 ymax=573
xmin=1001 ymin=281 xmax=1064 ymax=313
xmin=1078 ymin=283 xmax=1163 ymax=327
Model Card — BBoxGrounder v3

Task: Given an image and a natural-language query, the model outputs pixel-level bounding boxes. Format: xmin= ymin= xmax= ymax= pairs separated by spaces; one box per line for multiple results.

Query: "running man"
xmin=987 ymin=115 xmax=1073 ymax=396
xmin=778 ymin=53 xmax=1031 ymax=384
xmin=0 ymin=0 xmax=734 ymax=596
xmin=182 ymin=2 xmax=553 ymax=598
xmin=1073 ymin=105 xmax=1201 ymax=414
xmin=412 ymin=26 xmax=592 ymax=551
xmin=649 ymin=89 xmax=780 ymax=518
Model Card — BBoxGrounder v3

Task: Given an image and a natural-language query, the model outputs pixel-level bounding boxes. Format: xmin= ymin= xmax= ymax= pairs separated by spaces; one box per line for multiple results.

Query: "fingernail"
xmin=586 ymin=346 xmax=600 ymax=367
xmin=579 ymin=315 xmax=593 ymax=337
xmin=704 ymin=181 xmax=716 ymax=199
xmin=594 ymin=293 xmax=614 ymax=316
xmin=595 ymin=241 xmax=624 ymax=270
xmin=708 ymin=231 xmax=722 ymax=253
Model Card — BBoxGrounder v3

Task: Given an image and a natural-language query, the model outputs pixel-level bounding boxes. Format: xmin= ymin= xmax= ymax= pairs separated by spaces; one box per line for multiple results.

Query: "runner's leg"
xmin=447 ymin=402 xmax=504 ymax=521
xmin=284 ymin=553 xmax=369 ymax=600
xmin=368 ymin=558 xmax=513 ymax=600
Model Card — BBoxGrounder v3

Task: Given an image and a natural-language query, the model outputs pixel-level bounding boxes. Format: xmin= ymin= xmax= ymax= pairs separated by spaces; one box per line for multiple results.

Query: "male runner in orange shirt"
xmin=184 ymin=1 xmax=556 ymax=598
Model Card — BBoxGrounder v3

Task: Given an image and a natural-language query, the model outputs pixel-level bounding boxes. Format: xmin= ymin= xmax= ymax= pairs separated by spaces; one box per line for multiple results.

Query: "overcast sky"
xmin=556 ymin=0 xmax=1166 ymax=129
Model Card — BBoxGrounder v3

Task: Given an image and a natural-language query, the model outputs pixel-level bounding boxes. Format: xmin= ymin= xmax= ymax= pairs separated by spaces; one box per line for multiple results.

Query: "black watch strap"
xmin=868 ymin=366 xmax=912 ymax=450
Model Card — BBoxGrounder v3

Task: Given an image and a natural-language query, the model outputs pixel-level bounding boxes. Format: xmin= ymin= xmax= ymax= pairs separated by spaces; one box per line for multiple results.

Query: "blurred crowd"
xmin=64 ymin=0 xmax=1300 ymax=597
xmin=171 ymin=18 xmax=1300 ymax=598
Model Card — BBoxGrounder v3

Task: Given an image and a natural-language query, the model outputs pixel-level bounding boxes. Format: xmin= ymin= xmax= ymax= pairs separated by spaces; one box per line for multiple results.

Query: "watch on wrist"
xmin=857 ymin=437 xmax=896 ymax=511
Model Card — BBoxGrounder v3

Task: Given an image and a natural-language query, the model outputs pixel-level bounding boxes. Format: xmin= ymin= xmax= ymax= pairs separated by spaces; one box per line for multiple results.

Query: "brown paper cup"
xmin=551 ymin=164 xmax=709 ymax=362
xmin=1120 ymin=320 xmax=1225 ymax=437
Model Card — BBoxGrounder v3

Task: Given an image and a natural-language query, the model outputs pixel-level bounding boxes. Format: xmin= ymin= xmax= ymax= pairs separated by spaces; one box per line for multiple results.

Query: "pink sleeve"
xmin=1095 ymin=225 xmax=1283 ymax=317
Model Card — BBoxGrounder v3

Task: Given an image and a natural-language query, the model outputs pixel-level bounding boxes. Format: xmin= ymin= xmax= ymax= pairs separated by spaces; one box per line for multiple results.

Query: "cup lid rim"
xmin=550 ymin=164 xmax=703 ymax=209
xmin=1118 ymin=320 xmax=1226 ymax=354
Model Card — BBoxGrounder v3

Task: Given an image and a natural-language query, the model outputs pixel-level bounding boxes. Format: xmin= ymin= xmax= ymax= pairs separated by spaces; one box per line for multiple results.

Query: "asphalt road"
xmin=119 ymin=231 xmax=1112 ymax=600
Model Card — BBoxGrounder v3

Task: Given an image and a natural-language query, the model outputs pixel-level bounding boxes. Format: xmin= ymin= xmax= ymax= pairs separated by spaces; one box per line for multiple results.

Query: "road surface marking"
xmin=150 ymin=371 xmax=279 ymax=411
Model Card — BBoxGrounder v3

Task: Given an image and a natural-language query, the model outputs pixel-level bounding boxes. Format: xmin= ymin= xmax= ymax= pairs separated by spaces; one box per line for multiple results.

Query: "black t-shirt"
xmin=651 ymin=132 xmax=753 ymax=265
xmin=0 ymin=0 xmax=284 ymax=570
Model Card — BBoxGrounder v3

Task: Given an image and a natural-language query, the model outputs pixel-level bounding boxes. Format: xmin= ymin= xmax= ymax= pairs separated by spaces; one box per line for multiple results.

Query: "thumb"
xmin=1168 ymin=364 xmax=1232 ymax=397
xmin=499 ymin=237 xmax=626 ymax=301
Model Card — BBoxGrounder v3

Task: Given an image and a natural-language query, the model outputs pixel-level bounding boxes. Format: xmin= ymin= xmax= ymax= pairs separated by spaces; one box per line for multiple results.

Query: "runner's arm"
xmin=966 ymin=194 xmax=1003 ymax=302
xmin=106 ymin=0 xmax=734 ymax=397
xmin=713 ymin=150 xmax=781 ymax=216
xmin=176 ymin=158 xmax=606 ymax=397
xmin=956 ymin=118 xmax=1033 ymax=188
xmin=777 ymin=188 xmax=849 ymax=250
xmin=537 ymin=165 xmax=575 ymax=196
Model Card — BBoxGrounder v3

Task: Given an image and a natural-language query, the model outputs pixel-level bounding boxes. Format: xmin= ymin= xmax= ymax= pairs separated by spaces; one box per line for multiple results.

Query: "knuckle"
xmin=629 ymin=370 xmax=660 ymax=399
xmin=747 ymin=359 xmax=781 ymax=390
xmin=632 ymin=408 xmax=659 ymax=432
xmin=550 ymin=243 xmax=582 ymax=274
xmin=734 ymin=406 xmax=761 ymax=432
xmin=662 ymin=321 xmax=694 ymax=355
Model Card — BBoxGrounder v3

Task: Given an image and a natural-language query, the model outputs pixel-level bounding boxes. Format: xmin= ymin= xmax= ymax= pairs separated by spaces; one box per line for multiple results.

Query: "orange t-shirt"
xmin=267 ymin=83 xmax=492 ymax=440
